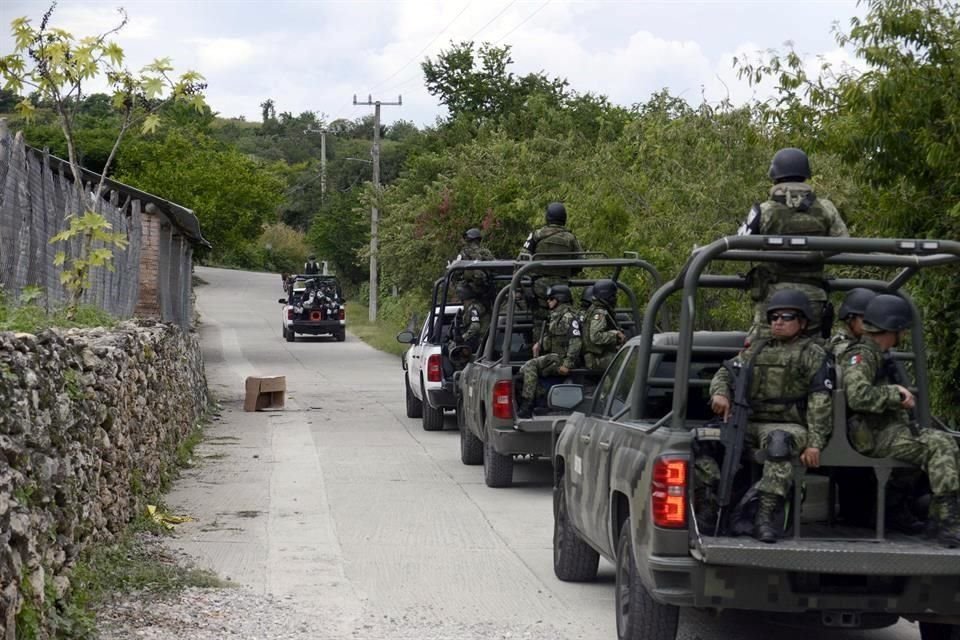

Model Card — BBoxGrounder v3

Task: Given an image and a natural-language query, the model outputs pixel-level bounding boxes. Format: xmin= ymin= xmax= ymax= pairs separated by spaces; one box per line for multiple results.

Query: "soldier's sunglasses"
xmin=767 ymin=312 xmax=799 ymax=323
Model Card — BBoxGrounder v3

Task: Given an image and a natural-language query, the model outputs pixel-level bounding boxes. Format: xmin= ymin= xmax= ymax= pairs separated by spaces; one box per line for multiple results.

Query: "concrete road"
xmin=165 ymin=266 xmax=921 ymax=640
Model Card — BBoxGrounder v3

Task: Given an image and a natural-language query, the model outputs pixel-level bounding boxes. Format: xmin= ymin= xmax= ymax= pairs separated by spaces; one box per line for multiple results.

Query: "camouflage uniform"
xmin=455 ymin=242 xmax=495 ymax=299
xmin=519 ymin=302 xmax=582 ymax=402
xmin=744 ymin=182 xmax=848 ymax=340
xmin=520 ymin=225 xmax=583 ymax=336
xmin=708 ymin=337 xmax=833 ymax=498
xmin=581 ymin=300 xmax=621 ymax=371
xmin=459 ymin=299 xmax=489 ymax=352
xmin=828 ymin=325 xmax=856 ymax=358
xmin=841 ymin=338 xmax=960 ymax=497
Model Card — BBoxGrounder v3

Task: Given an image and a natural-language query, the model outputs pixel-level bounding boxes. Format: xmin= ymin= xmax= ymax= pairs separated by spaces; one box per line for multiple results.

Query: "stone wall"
xmin=0 ymin=322 xmax=207 ymax=638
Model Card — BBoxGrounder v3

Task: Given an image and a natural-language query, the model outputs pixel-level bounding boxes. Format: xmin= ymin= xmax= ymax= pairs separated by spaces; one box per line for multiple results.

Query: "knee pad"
xmin=766 ymin=430 xmax=796 ymax=461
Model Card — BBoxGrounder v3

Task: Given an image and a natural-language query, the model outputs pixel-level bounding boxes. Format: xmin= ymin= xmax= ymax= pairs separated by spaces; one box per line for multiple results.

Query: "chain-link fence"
xmin=0 ymin=126 xmax=209 ymax=328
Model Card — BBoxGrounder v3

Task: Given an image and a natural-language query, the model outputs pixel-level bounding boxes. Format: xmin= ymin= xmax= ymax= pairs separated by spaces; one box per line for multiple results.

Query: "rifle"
xmin=715 ymin=356 xmax=755 ymax=535
xmin=883 ymin=352 xmax=920 ymax=436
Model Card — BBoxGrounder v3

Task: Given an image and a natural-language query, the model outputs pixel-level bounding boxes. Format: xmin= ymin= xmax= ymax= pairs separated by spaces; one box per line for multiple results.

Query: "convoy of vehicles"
xmin=551 ymin=236 xmax=960 ymax=640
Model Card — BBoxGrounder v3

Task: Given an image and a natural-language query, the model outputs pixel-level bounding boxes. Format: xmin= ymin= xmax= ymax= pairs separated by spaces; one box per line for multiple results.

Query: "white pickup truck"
xmin=398 ymin=303 xmax=461 ymax=431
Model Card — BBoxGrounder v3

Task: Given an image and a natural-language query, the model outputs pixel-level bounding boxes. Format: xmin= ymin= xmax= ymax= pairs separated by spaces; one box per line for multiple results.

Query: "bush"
xmin=257 ymin=223 xmax=310 ymax=274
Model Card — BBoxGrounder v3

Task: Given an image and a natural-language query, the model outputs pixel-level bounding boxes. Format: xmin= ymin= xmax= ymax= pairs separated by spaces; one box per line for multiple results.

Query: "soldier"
xmin=448 ymin=282 xmax=490 ymax=369
xmin=840 ymin=294 xmax=960 ymax=547
xmin=454 ymin=228 xmax=495 ymax=301
xmin=577 ymin=285 xmax=595 ymax=324
xmin=739 ymin=148 xmax=848 ymax=340
xmin=516 ymin=285 xmax=582 ymax=419
xmin=708 ymin=290 xmax=833 ymax=543
xmin=581 ymin=279 xmax=625 ymax=372
xmin=519 ymin=202 xmax=584 ymax=337
xmin=304 ymin=255 xmax=321 ymax=275
xmin=829 ymin=288 xmax=877 ymax=357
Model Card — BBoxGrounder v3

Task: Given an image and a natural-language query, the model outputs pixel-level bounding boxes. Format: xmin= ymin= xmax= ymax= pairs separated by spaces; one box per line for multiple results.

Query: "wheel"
xmin=285 ymin=326 xmax=295 ymax=342
xmin=420 ymin=379 xmax=444 ymax=431
xmin=483 ymin=433 xmax=514 ymax=488
xmin=405 ymin=374 xmax=422 ymax=419
xmin=459 ymin=398 xmax=483 ymax=465
xmin=615 ymin=520 xmax=679 ymax=640
xmin=335 ymin=329 xmax=346 ymax=342
xmin=920 ymin=622 xmax=960 ymax=640
xmin=553 ymin=482 xmax=600 ymax=581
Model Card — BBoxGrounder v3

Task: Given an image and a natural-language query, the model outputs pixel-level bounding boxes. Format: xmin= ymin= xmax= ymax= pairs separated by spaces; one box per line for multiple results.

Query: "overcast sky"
xmin=1 ymin=0 xmax=864 ymax=127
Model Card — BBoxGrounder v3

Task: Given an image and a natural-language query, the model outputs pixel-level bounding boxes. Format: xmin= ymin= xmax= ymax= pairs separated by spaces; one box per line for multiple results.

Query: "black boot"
xmin=932 ymin=494 xmax=960 ymax=548
xmin=516 ymin=398 xmax=534 ymax=419
xmin=754 ymin=492 xmax=780 ymax=544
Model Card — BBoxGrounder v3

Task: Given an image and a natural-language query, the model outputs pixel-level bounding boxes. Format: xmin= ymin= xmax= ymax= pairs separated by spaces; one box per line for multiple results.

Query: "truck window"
xmin=609 ymin=348 xmax=639 ymax=417
xmin=594 ymin=348 xmax=630 ymax=415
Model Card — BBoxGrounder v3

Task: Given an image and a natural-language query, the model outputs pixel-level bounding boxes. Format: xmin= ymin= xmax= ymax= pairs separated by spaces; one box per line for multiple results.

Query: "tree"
xmin=0 ymin=3 xmax=206 ymax=314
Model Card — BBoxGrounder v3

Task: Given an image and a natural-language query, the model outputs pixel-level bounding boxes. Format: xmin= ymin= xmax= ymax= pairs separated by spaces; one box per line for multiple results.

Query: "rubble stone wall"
xmin=0 ymin=322 xmax=207 ymax=638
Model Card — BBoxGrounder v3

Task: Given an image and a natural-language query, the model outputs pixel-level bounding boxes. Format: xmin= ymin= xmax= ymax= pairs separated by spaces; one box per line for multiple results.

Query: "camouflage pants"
xmin=519 ymin=353 xmax=562 ymax=401
xmin=584 ymin=351 xmax=616 ymax=372
xmin=855 ymin=423 xmax=960 ymax=496
xmin=694 ymin=422 xmax=807 ymax=499
xmin=748 ymin=282 xmax=827 ymax=343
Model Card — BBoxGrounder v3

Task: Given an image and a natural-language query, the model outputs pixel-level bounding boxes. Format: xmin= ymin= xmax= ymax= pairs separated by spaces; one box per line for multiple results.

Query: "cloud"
xmin=194 ymin=37 xmax=256 ymax=72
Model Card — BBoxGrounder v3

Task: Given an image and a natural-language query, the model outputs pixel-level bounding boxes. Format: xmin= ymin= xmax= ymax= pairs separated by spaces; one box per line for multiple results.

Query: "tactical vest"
xmin=757 ymin=185 xmax=833 ymax=287
xmin=542 ymin=304 xmax=576 ymax=356
xmin=747 ymin=339 xmax=821 ymax=423
xmin=529 ymin=226 xmax=581 ymax=278
xmin=581 ymin=301 xmax=618 ymax=356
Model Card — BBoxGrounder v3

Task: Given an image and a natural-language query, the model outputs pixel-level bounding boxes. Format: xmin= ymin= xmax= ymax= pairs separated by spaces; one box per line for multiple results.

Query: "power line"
xmin=492 ymin=0 xmax=552 ymax=45
xmin=368 ymin=2 xmax=472 ymax=92
xmin=465 ymin=0 xmax=518 ymax=41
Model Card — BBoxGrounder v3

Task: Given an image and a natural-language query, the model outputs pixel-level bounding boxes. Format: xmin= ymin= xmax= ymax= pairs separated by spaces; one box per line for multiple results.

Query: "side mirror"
xmin=278 ymin=298 xmax=287 ymax=304
xmin=396 ymin=330 xmax=416 ymax=344
xmin=547 ymin=384 xmax=584 ymax=411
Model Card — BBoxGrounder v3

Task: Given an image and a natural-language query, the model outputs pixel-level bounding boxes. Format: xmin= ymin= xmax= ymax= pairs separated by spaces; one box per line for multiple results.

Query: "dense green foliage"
xmin=7 ymin=0 xmax=959 ymax=414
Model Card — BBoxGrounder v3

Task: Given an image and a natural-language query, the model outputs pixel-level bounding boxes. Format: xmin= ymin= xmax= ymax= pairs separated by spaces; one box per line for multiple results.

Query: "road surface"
xmin=163 ymin=266 xmax=921 ymax=639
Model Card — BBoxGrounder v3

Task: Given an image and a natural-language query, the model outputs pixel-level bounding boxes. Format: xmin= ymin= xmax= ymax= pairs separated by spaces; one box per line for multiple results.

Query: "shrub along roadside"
xmin=346 ymin=302 xmax=407 ymax=358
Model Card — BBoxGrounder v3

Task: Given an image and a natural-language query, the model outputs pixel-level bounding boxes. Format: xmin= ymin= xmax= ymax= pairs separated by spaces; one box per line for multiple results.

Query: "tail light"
xmin=287 ymin=309 xmax=295 ymax=320
xmin=651 ymin=456 xmax=688 ymax=528
xmin=427 ymin=354 xmax=442 ymax=382
xmin=339 ymin=308 xmax=345 ymax=320
xmin=492 ymin=380 xmax=513 ymax=420
xmin=310 ymin=310 xmax=322 ymax=321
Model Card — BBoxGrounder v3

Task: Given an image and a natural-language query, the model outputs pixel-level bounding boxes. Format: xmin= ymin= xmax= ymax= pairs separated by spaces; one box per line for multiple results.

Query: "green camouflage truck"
xmin=552 ymin=235 xmax=960 ymax=640
xmin=456 ymin=254 xmax=662 ymax=488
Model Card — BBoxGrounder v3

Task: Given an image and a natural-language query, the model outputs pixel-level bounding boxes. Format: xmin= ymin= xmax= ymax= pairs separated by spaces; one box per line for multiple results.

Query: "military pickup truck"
xmin=552 ymin=236 xmax=960 ymax=640
xmin=456 ymin=254 xmax=662 ymax=488
xmin=278 ymin=274 xmax=346 ymax=342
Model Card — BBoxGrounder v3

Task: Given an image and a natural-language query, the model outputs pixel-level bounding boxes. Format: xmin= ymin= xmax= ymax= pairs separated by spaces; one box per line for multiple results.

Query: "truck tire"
xmin=335 ymin=329 xmax=346 ymax=342
xmin=405 ymin=374 xmax=422 ymax=419
xmin=920 ymin=622 xmax=960 ymax=640
xmin=285 ymin=327 xmax=295 ymax=343
xmin=421 ymin=380 xmax=444 ymax=431
xmin=615 ymin=520 xmax=679 ymax=640
xmin=483 ymin=435 xmax=513 ymax=488
xmin=459 ymin=399 xmax=483 ymax=465
xmin=553 ymin=482 xmax=600 ymax=581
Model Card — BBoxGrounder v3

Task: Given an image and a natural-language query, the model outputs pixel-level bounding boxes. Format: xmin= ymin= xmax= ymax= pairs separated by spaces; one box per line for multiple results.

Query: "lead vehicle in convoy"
xmin=457 ymin=254 xmax=661 ymax=488
xmin=553 ymin=236 xmax=960 ymax=640
xmin=278 ymin=274 xmax=346 ymax=342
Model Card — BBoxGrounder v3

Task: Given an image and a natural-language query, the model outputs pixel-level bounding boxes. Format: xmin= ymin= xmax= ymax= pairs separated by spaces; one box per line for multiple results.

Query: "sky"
xmin=1 ymin=0 xmax=866 ymax=127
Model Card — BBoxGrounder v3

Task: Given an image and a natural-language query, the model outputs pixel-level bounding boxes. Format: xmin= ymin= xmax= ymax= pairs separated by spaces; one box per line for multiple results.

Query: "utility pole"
xmin=353 ymin=94 xmax=402 ymax=322
xmin=304 ymin=126 xmax=327 ymax=202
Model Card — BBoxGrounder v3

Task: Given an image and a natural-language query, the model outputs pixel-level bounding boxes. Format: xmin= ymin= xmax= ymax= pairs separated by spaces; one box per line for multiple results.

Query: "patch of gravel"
xmin=97 ymin=587 xmax=573 ymax=640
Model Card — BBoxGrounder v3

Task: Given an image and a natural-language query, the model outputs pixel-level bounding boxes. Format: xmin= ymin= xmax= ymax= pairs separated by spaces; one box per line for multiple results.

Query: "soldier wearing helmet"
xmin=453 ymin=227 xmax=495 ymax=301
xmin=840 ymin=294 xmax=960 ymax=547
xmin=706 ymin=290 xmax=833 ymax=543
xmin=304 ymin=255 xmax=321 ymax=275
xmin=581 ymin=279 xmax=625 ymax=372
xmin=829 ymin=288 xmax=877 ymax=357
xmin=739 ymin=148 xmax=849 ymax=341
xmin=519 ymin=202 xmax=584 ymax=338
xmin=447 ymin=281 xmax=490 ymax=369
xmin=516 ymin=284 xmax=582 ymax=418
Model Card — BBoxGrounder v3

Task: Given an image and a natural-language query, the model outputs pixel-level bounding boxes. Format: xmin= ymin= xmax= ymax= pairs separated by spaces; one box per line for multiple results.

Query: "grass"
xmin=0 ymin=301 xmax=116 ymax=333
xmin=346 ymin=302 xmax=407 ymax=357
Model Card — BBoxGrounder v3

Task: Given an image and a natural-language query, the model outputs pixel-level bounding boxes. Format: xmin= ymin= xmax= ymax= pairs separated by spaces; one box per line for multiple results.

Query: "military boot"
xmin=887 ymin=500 xmax=925 ymax=535
xmin=753 ymin=492 xmax=780 ymax=544
xmin=932 ymin=494 xmax=960 ymax=548
xmin=516 ymin=398 xmax=535 ymax=419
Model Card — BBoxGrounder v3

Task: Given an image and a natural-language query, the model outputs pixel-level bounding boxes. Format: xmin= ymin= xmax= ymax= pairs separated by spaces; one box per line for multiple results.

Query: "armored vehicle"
xmin=457 ymin=254 xmax=662 ymax=488
xmin=278 ymin=274 xmax=345 ymax=342
xmin=552 ymin=235 xmax=960 ymax=640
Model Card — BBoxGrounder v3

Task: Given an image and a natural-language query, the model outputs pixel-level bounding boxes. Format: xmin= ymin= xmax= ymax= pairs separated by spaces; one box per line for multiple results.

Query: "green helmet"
xmin=580 ymin=285 xmax=595 ymax=310
xmin=766 ymin=289 xmax=813 ymax=321
xmin=863 ymin=294 xmax=912 ymax=333
xmin=769 ymin=147 xmax=811 ymax=182
xmin=546 ymin=284 xmax=572 ymax=303
xmin=839 ymin=288 xmax=876 ymax=320
xmin=593 ymin=279 xmax=618 ymax=306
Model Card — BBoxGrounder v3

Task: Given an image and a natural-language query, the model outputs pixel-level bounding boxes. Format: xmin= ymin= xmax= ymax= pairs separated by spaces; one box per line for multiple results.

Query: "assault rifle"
xmin=715 ymin=356 xmax=755 ymax=535
xmin=883 ymin=352 xmax=920 ymax=437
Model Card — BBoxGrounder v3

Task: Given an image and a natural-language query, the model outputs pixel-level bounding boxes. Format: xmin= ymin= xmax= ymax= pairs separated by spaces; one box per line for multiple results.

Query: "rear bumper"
xmin=489 ymin=424 xmax=553 ymax=457
xmin=290 ymin=321 xmax=345 ymax=335
xmin=427 ymin=383 xmax=456 ymax=409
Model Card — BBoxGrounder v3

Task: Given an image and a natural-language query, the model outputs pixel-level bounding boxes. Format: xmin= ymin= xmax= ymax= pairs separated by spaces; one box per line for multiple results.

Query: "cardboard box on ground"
xmin=244 ymin=376 xmax=286 ymax=412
